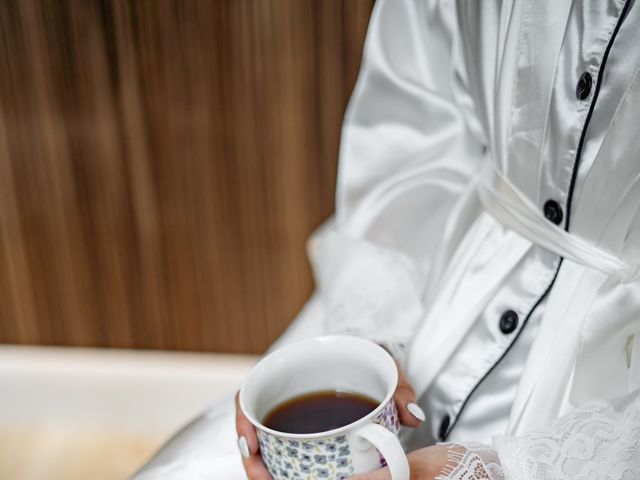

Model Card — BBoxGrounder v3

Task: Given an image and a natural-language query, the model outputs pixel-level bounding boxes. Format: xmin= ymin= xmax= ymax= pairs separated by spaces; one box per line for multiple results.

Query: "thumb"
xmin=393 ymin=361 xmax=425 ymax=428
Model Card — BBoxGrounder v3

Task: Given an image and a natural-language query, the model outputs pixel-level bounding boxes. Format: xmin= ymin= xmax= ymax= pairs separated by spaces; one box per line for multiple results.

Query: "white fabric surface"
xmin=134 ymin=0 xmax=640 ymax=478
xmin=413 ymin=0 xmax=638 ymax=451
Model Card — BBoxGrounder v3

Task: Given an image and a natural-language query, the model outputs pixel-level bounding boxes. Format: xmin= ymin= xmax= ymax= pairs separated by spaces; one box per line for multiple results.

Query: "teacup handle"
xmin=354 ymin=423 xmax=410 ymax=480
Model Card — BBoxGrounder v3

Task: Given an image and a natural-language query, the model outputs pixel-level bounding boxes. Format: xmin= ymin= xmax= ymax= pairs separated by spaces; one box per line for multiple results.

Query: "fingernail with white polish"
xmin=238 ymin=436 xmax=250 ymax=459
xmin=406 ymin=402 xmax=426 ymax=422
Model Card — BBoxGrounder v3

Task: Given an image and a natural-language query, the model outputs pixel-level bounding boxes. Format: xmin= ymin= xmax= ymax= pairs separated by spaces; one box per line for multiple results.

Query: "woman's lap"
xmin=132 ymin=394 xmax=246 ymax=479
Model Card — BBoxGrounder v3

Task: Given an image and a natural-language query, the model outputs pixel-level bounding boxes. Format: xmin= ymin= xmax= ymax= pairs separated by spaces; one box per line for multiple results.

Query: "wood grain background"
xmin=0 ymin=0 xmax=374 ymax=353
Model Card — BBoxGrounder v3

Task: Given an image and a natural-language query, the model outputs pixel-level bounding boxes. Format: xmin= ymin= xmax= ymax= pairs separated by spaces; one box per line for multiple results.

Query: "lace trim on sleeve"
xmin=308 ymin=229 xmax=425 ymax=358
xmin=494 ymin=392 xmax=640 ymax=480
xmin=435 ymin=443 xmax=504 ymax=480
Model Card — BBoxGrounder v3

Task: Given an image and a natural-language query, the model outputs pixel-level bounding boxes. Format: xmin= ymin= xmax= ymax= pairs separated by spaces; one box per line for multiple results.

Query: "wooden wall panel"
xmin=0 ymin=0 xmax=374 ymax=353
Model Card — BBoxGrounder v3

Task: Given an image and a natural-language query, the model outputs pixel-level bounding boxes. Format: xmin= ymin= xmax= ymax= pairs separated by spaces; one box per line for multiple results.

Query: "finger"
xmin=242 ymin=452 xmax=273 ymax=480
xmin=235 ymin=393 xmax=272 ymax=479
xmin=393 ymin=364 xmax=425 ymax=428
xmin=349 ymin=466 xmax=391 ymax=479
xmin=235 ymin=392 xmax=259 ymax=455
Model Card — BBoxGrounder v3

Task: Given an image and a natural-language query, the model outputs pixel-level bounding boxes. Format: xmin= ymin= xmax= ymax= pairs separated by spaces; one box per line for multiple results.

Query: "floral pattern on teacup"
xmin=257 ymin=399 xmax=400 ymax=479
xmin=257 ymin=431 xmax=353 ymax=479
xmin=372 ymin=400 xmax=400 ymax=468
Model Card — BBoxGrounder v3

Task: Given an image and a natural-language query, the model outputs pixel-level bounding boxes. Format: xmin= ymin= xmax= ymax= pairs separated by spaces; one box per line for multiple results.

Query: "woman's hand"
xmin=234 ymin=359 xmax=425 ymax=479
xmin=235 ymin=392 xmax=272 ymax=480
xmin=391 ymin=358 xmax=426 ymax=427
xmin=349 ymin=444 xmax=449 ymax=480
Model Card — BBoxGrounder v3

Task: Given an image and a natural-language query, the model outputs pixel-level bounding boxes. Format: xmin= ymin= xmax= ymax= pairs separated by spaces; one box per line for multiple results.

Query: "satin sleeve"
xmin=306 ymin=0 xmax=482 ymax=359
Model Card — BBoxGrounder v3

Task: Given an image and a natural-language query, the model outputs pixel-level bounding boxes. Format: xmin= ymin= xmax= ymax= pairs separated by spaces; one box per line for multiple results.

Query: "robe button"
xmin=576 ymin=72 xmax=593 ymax=100
xmin=499 ymin=310 xmax=519 ymax=334
xmin=439 ymin=414 xmax=450 ymax=440
xmin=543 ymin=199 xmax=563 ymax=225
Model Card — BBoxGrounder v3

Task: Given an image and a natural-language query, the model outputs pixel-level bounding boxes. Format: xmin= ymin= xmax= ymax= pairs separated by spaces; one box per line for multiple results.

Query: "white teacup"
xmin=239 ymin=335 xmax=410 ymax=480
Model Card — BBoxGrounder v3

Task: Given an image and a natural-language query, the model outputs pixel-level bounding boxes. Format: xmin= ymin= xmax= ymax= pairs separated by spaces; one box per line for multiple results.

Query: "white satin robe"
xmin=134 ymin=0 xmax=640 ymax=478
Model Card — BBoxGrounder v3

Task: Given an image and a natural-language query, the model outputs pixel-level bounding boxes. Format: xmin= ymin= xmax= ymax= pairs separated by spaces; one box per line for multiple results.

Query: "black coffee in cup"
xmin=263 ymin=390 xmax=378 ymax=434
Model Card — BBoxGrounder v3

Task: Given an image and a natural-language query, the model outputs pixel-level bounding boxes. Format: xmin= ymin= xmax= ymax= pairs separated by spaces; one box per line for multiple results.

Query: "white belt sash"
xmin=477 ymin=163 xmax=640 ymax=433
xmin=406 ymin=161 xmax=640 ymax=433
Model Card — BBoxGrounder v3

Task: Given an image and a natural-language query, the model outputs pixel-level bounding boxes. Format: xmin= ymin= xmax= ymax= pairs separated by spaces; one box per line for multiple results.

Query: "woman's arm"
xmin=309 ymin=0 xmax=482 ymax=360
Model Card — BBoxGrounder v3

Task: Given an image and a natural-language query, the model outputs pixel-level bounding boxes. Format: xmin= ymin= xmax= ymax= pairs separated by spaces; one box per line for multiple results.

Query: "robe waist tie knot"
xmin=477 ymin=162 xmax=628 ymax=275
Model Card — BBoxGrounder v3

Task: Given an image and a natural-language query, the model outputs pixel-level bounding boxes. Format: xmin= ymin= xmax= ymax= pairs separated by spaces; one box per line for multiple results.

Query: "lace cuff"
xmin=307 ymin=228 xmax=425 ymax=365
xmin=431 ymin=392 xmax=640 ymax=480
xmin=494 ymin=391 xmax=640 ymax=480
xmin=435 ymin=443 xmax=504 ymax=480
